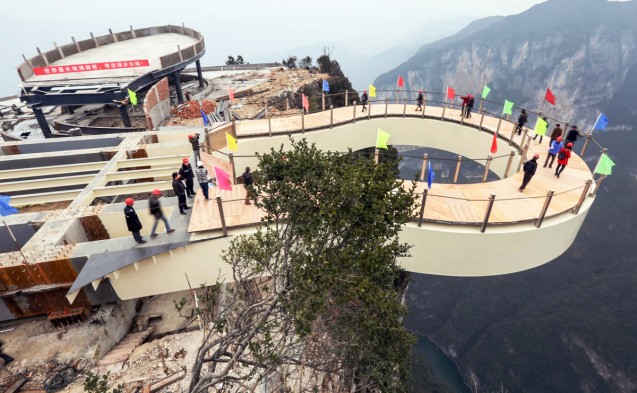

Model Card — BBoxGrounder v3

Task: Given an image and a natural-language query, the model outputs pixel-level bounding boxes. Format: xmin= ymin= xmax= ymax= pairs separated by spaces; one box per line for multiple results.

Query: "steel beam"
xmin=116 ymin=154 xmax=189 ymax=169
xmin=0 ymin=174 xmax=95 ymax=193
xmin=0 ymin=162 xmax=105 ymax=180
xmin=11 ymin=189 xmax=81 ymax=206
xmin=105 ymin=166 xmax=180 ymax=182
xmin=92 ymin=180 xmax=172 ymax=197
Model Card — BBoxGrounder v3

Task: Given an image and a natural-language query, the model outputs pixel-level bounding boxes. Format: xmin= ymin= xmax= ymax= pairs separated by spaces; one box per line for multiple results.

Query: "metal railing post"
xmin=353 ymin=101 xmax=357 ymax=123
xmin=422 ymin=98 xmax=426 ymax=118
xmin=403 ymin=103 xmax=406 ymax=117
xmin=573 ymin=179 xmax=593 ymax=214
xmin=478 ymin=98 xmax=484 ymax=114
xmin=460 ymin=110 xmax=465 ymax=125
xmin=441 ymin=103 xmax=446 ymax=120
xmin=482 ymin=155 xmax=492 ymax=182
xmin=374 ymin=148 xmax=380 ymax=164
xmin=453 ymin=155 xmax=462 ymax=183
xmin=345 ymin=90 xmax=349 ymax=106
xmin=535 ymin=190 xmax=554 ymax=228
xmin=268 ymin=117 xmax=272 ymax=137
xmin=580 ymin=134 xmax=592 ymax=156
xmin=330 ymin=105 xmax=334 ymax=128
xmin=322 ymin=93 xmax=325 ymax=111
xmin=591 ymin=175 xmax=606 ymax=196
xmin=385 ymin=97 xmax=388 ymax=117
xmin=520 ymin=130 xmax=528 ymax=149
xmin=228 ymin=152 xmax=236 ymax=181
xmin=418 ymin=189 xmax=428 ymax=227
xmin=479 ymin=112 xmax=485 ymax=130
xmin=504 ymin=151 xmax=516 ymax=178
xmin=420 ymin=153 xmax=429 ymax=181
xmin=496 ymin=117 xmax=503 ymax=134
xmin=216 ymin=196 xmax=228 ymax=237
xmin=368 ymin=100 xmax=371 ymax=119
xmin=517 ymin=144 xmax=529 ymax=172
xmin=480 ymin=194 xmax=496 ymax=233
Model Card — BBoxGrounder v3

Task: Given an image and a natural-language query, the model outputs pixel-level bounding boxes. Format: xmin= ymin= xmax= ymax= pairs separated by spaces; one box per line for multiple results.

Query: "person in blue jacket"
xmin=544 ymin=136 xmax=564 ymax=168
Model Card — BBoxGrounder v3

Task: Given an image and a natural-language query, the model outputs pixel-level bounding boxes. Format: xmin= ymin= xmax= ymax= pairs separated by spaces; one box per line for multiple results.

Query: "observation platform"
xmin=0 ymin=97 xmax=606 ymax=315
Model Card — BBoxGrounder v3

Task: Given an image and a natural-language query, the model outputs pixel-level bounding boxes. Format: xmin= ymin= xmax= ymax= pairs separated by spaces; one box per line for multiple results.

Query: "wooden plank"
xmin=149 ymin=370 xmax=186 ymax=392
xmin=2 ymin=378 xmax=26 ymax=393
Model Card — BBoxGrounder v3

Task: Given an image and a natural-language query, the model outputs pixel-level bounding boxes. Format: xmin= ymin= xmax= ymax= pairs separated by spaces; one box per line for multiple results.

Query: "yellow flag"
xmin=376 ymin=128 xmax=390 ymax=149
xmin=369 ymin=84 xmax=376 ymax=98
xmin=534 ymin=118 xmax=548 ymax=136
xmin=226 ymin=132 xmax=238 ymax=151
xmin=128 ymin=89 xmax=137 ymax=106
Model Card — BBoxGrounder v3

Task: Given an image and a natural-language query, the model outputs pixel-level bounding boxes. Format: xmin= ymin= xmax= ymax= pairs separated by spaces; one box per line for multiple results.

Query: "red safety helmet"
xmin=125 ymin=198 xmax=135 ymax=206
xmin=419 ymin=90 xmax=423 ymax=93
xmin=566 ymin=142 xmax=573 ymax=147
xmin=188 ymin=134 xmax=194 ymax=139
xmin=183 ymin=158 xmax=189 ymax=163
xmin=151 ymin=189 xmax=162 ymax=196
xmin=533 ymin=154 xmax=540 ymax=159
xmin=363 ymin=90 xmax=367 ymax=93
xmin=556 ymin=136 xmax=563 ymax=142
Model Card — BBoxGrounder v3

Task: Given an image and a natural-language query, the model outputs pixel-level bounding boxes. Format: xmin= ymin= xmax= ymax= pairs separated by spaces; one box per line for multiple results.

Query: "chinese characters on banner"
xmin=33 ymin=59 xmax=150 ymax=76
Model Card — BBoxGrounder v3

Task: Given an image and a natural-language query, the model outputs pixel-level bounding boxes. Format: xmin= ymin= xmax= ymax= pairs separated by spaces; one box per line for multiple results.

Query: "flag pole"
xmin=3 ymin=220 xmax=28 ymax=264
xmin=589 ymin=113 xmax=602 ymax=137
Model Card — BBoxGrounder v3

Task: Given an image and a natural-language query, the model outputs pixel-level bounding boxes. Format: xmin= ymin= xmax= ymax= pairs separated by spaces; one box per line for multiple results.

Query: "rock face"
xmin=375 ymin=0 xmax=637 ymax=127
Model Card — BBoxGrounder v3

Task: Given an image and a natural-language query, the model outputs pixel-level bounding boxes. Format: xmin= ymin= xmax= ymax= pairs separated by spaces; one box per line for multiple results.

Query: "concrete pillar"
xmin=32 ymin=106 xmax=53 ymax=138
xmin=195 ymin=60 xmax=204 ymax=89
xmin=118 ymin=105 xmax=132 ymax=128
xmin=172 ymin=72 xmax=184 ymax=104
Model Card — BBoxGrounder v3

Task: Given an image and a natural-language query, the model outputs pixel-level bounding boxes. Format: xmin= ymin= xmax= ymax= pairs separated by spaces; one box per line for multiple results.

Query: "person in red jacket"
xmin=555 ymin=142 xmax=573 ymax=178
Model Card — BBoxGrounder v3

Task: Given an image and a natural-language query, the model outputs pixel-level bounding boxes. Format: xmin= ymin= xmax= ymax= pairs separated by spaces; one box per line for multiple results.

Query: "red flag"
xmin=447 ymin=87 xmax=455 ymax=100
xmin=397 ymin=75 xmax=405 ymax=88
xmin=545 ymin=88 xmax=556 ymax=106
xmin=228 ymin=87 xmax=235 ymax=102
xmin=490 ymin=132 xmax=498 ymax=154
xmin=302 ymin=93 xmax=309 ymax=112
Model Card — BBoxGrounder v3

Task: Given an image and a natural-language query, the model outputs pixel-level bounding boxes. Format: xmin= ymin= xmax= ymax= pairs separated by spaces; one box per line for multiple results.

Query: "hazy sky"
xmin=0 ymin=0 xmax=545 ymax=96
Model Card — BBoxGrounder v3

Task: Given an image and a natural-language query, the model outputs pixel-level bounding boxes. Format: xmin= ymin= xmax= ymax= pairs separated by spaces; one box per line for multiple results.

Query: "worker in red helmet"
xmin=519 ymin=153 xmax=540 ymax=192
xmin=416 ymin=90 xmax=424 ymax=112
xmin=149 ymin=189 xmax=176 ymax=238
xmin=124 ymin=198 xmax=146 ymax=244
xmin=544 ymin=136 xmax=564 ymax=168
xmin=361 ymin=90 xmax=369 ymax=112
xmin=179 ymin=158 xmax=196 ymax=198
xmin=555 ymin=142 xmax=573 ymax=178
xmin=188 ymin=133 xmax=201 ymax=162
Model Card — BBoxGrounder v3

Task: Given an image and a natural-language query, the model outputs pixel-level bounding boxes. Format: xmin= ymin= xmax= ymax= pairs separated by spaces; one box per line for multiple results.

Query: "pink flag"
xmin=447 ymin=87 xmax=455 ymax=100
xmin=397 ymin=75 xmax=405 ymax=88
xmin=228 ymin=87 xmax=235 ymax=102
xmin=302 ymin=93 xmax=309 ymax=112
xmin=214 ymin=167 xmax=232 ymax=191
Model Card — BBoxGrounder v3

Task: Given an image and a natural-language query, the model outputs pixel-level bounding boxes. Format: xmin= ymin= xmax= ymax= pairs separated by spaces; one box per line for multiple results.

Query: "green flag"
xmin=128 ymin=89 xmax=138 ymax=106
xmin=594 ymin=153 xmax=615 ymax=176
xmin=376 ymin=128 xmax=391 ymax=150
xmin=534 ymin=118 xmax=548 ymax=136
xmin=482 ymin=85 xmax=491 ymax=99
xmin=503 ymin=100 xmax=514 ymax=115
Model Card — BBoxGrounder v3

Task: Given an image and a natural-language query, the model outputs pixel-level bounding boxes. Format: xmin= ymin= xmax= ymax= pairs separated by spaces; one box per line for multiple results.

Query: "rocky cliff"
xmin=375 ymin=0 xmax=637 ymax=128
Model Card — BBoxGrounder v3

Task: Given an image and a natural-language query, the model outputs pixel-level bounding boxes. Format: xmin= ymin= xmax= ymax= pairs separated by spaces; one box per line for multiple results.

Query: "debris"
xmin=170 ymin=100 xmax=216 ymax=119
xmin=43 ymin=365 xmax=75 ymax=393
xmin=2 ymin=377 xmax=26 ymax=393
xmin=149 ymin=370 xmax=186 ymax=392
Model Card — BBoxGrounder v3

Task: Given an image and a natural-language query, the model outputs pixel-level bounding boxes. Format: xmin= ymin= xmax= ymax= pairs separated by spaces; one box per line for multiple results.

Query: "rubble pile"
xmin=170 ymin=100 xmax=216 ymax=119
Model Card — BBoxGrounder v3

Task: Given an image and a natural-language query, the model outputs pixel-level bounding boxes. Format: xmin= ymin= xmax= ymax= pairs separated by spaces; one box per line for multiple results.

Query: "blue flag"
xmin=200 ymin=110 xmax=209 ymax=126
xmin=0 ymin=195 xmax=18 ymax=216
xmin=427 ymin=162 xmax=435 ymax=190
xmin=593 ymin=113 xmax=609 ymax=131
xmin=322 ymin=79 xmax=329 ymax=92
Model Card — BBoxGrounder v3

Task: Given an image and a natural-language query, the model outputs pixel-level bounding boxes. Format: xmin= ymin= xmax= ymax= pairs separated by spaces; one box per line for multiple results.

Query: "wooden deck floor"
xmin=188 ymin=104 xmax=595 ymax=232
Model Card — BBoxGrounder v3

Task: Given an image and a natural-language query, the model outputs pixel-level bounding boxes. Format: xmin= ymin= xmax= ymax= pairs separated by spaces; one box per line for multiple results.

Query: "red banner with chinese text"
xmin=33 ymin=59 xmax=150 ymax=76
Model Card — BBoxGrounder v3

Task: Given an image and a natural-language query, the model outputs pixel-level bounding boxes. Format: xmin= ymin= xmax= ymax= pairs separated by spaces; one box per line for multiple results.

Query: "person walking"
xmin=196 ymin=161 xmax=210 ymax=200
xmin=124 ymin=198 xmax=146 ymax=244
xmin=242 ymin=167 xmax=253 ymax=205
xmin=544 ymin=136 xmax=564 ymax=168
xmin=555 ymin=142 xmax=573 ymax=178
xmin=361 ymin=90 xmax=368 ymax=112
xmin=533 ymin=116 xmax=549 ymax=143
xmin=515 ymin=109 xmax=528 ymax=135
xmin=565 ymin=125 xmax=579 ymax=146
xmin=188 ymin=133 xmax=201 ymax=162
xmin=179 ymin=158 xmax=196 ymax=198
xmin=549 ymin=124 xmax=563 ymax=145
xmin=519 ymin=154 xmax=539 ymax=191
xmin=415 ymin=90 xmax=424 ymax=111
xmin=149 ymin=189 xmax=175 ymax=238
xmin=172 ymin=172 xmax=190 ymax=214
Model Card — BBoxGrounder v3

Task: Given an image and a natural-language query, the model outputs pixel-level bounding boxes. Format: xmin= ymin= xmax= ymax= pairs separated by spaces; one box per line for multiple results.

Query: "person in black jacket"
xmin=242 ymin=167 xmax=253 ymax=205
xmin=515 ymin=109 xmax=528 ymax=135
xmin=565 ymin=125 xmax=579 ymax=146
xmin=416 ymin=91 xmax=424 ymax=111
xmin=172 ymin=172 xmax=190 ymax=214
xmin=361 ymin=91 xmax=368 ymax=112
xmin=179 ymin=158 xmax=196 ymax=197
xmin=149 ymin=189 xmax=176 ymax=237
xmin=124 ymin=198 xmax=146 ymax=244
xmin=519 ymin=153 xmax=539 ymax=191
xmin=188 ymin=133 xmax=201 ymax=162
